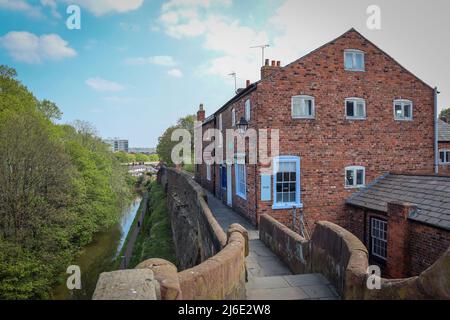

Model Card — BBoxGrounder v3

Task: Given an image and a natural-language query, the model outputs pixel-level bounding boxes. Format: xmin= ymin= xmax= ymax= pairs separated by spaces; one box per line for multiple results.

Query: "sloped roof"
xmin=346 ymin=174 xmax=450 ymax=231
xmin=438 ymin=120 xmax=450 ymax=142
xmin=202 ymin=28 xmax=434 ymax=126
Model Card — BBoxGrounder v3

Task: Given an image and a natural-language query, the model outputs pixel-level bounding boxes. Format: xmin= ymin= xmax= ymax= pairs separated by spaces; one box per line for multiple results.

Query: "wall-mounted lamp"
xmin=236 ymin=117 xmax=248 ymax=135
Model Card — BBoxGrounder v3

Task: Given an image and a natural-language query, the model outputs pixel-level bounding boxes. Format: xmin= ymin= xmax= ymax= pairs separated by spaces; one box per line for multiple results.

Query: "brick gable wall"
xmin=254 ymin=30 xmax=434 ymax=230
xmin=197 ymin=29 xmax=435 ymax=233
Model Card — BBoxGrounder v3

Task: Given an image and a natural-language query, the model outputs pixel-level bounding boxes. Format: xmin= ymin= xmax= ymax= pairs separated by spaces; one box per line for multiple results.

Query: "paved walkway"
xmin=206 ymin=192 xmax=339 ymax=300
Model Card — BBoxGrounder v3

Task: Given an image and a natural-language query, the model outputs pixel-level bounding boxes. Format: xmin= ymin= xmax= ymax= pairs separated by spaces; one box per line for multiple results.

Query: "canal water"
xmin=52 ymin=197 xmax=142 ymax=300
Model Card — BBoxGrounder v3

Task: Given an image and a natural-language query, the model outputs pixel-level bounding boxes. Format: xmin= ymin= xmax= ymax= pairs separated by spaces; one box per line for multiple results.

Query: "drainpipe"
xmin=434 ymin=87 xmax=439 ymax=175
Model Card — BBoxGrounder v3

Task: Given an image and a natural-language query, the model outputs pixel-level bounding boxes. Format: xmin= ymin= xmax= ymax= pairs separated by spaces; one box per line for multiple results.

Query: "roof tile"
xmin=346 ymin=174 xmax=450 ymax=230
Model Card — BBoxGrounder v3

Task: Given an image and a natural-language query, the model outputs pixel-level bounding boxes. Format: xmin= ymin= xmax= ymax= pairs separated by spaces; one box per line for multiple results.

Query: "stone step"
xmin=246 ymin=274 xmax=339 ymax=300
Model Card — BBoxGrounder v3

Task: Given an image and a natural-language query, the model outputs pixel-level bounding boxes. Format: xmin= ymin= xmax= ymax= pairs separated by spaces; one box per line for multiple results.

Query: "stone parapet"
xmin=259 ymin=214 xmax=450 ymax=300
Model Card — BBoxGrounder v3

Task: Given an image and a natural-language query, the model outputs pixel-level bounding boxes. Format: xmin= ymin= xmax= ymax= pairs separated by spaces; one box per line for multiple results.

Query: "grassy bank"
xmin=128 ymin=181 xmax=177 ymax=268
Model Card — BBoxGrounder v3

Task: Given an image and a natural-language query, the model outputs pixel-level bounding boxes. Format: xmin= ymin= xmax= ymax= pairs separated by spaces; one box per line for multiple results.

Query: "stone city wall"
xmin=93 ymin=167 xmax=248 ymax=300
xmin=260 ymin=214 xmax=450 ymax=300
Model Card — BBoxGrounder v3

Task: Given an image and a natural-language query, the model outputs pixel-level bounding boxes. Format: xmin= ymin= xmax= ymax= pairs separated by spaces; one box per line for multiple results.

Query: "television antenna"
xmin=228 ymin=72 xmax=237 ymax=94
xmin=251 ymin=44 xmax=270 ymax=67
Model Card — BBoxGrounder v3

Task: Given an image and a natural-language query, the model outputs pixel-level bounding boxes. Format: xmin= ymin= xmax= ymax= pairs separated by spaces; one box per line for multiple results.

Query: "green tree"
xmin=126 ymin=153 xmax=136 ymax=163
xmin=440 ymin=107 xmax=450 ymax=121
xmin=0 ymin=65 xmax=17 ymax=79
xmin=114 ymin=151 xmax=129 ymax=163
xmin=135 ymin=153 xmax=150 ymax=162
xmin=36 ymin=99 xmax=63 ymax=121
xmin=156 ymin=114 xmax=195 ymax=167
xmin=0 ymin=66 xmax=134 ymax=299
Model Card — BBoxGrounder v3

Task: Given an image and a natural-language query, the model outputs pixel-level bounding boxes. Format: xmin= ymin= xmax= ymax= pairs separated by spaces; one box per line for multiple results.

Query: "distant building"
xmin=129 ymin=147 xmax=156 ymax=155
xmin=438 ymin=119 xmax=450 ymax=175
xmin=105 ymin=138 xmax=129 ymax=153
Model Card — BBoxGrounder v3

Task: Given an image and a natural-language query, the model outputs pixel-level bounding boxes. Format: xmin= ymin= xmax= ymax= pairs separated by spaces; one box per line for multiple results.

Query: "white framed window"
xmin=292 ymin=95 xmax=315 ymax=119
xmin=245 ymin=99 xmax=251 ymax=121
xmin=231 ymin=108 xmax=236 ymax=127
xmin=273 ymin=156 xmax=302 ymax=209
xmin=371 ymin=218 xmax=387 ymax=260
xmin=206 ymin=164 xmax=212 ymax=181
xmin=235 ymin=154 xmax=246 ymax=199
xmin=393 ymin=99 xmax=413 ymax=121
xmin=345 ymin=98 xmax=366 ymax=119
xmin=345 ymin=166 xmax=365 ymax=188
xmin=218 ymin=113 xmax=223 ymax=131
xmin=344 ymin=49 xmax=365 ymax=71
xmin=439 ymin=150 xmax=450 ymax=164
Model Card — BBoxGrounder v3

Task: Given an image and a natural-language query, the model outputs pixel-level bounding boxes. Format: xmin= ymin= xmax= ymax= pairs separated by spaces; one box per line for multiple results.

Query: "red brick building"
xmin=346 ymin=174 xmax=450 ymax=278
xmin=438 ymin=119 xmax=450 ymax=175
xmin=194 ymin=28 xmax=446 ymax=277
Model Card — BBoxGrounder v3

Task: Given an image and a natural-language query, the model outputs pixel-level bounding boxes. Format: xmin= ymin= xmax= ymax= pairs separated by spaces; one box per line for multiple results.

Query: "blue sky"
xmin=1 ymin=0 xmax=449 ymax=147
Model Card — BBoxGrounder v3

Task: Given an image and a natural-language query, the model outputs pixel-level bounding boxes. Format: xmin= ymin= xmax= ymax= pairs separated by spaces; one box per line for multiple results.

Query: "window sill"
xmin=345 ymin=185 xmax=366 ymax=189
xmin=236 ymin=192 xmax=247 ymax=200
xmin=345 ymin=68 xmax=365 ymax=72
xmin=394 ymin=118 xmax=413 ymax=121
xmin=292 ymin=116 xmax=315 ymax=120
xmin=346 ymin=117 xmax=366 ymax=120
xmin=272 ymin=203 xmax=303 ymax=210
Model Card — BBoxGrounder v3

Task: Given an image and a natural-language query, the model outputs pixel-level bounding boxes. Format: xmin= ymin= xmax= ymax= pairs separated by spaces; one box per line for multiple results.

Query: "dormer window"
xmin=344 ymin=49 xmax=365 ymax=71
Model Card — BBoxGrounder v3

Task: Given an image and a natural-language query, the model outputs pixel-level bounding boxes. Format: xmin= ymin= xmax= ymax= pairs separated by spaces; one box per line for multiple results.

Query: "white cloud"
xmin=125 ymin=55 xmax=177 ymax=67
xmin=65 ymin=0 xmax=144 ymax=16
xmin=267 ymin=0 xmax=346 ymax=65
xmin=0 ymin=31 xmax=76 ymax=63
xmin=41 ymin=0 xmax=60 ymax=18
xmin=168 ymin=68 xmax=183 ymax=78
xmin=85 ymin=77 xmax=124 ymax=92
xmin=159 ymin=0 xmax=232 ymax=38
xmin=157 ymin=1 xmax=268 ymax=83
xmin=165 ymin=18 xmax=207 ymax=38
xmin=0 ymin=0 xmax=43 ymax=18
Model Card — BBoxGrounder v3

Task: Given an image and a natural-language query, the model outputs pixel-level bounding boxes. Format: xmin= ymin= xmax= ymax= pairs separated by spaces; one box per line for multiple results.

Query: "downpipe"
xmin=434 ymin=87 xmax=440 ymax=175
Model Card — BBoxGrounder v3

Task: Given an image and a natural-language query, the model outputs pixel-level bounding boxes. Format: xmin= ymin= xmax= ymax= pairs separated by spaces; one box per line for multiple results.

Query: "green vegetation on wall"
xmin=0 ymin=66 xmax=134 ymax=299
xmin=129 ymin=181 xmax=177 ymax=268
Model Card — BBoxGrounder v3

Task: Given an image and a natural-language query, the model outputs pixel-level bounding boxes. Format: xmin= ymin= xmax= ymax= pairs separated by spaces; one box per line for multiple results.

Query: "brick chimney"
xmin=385 ymin=201 xmax=415 ymax=278
xmin=261 ymin=59 xmax=281 ymax=80
xmin=197 ymin=103 xmax=205 ymax=122
xmin=246 ymin=80 xmax=251 ymax=87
